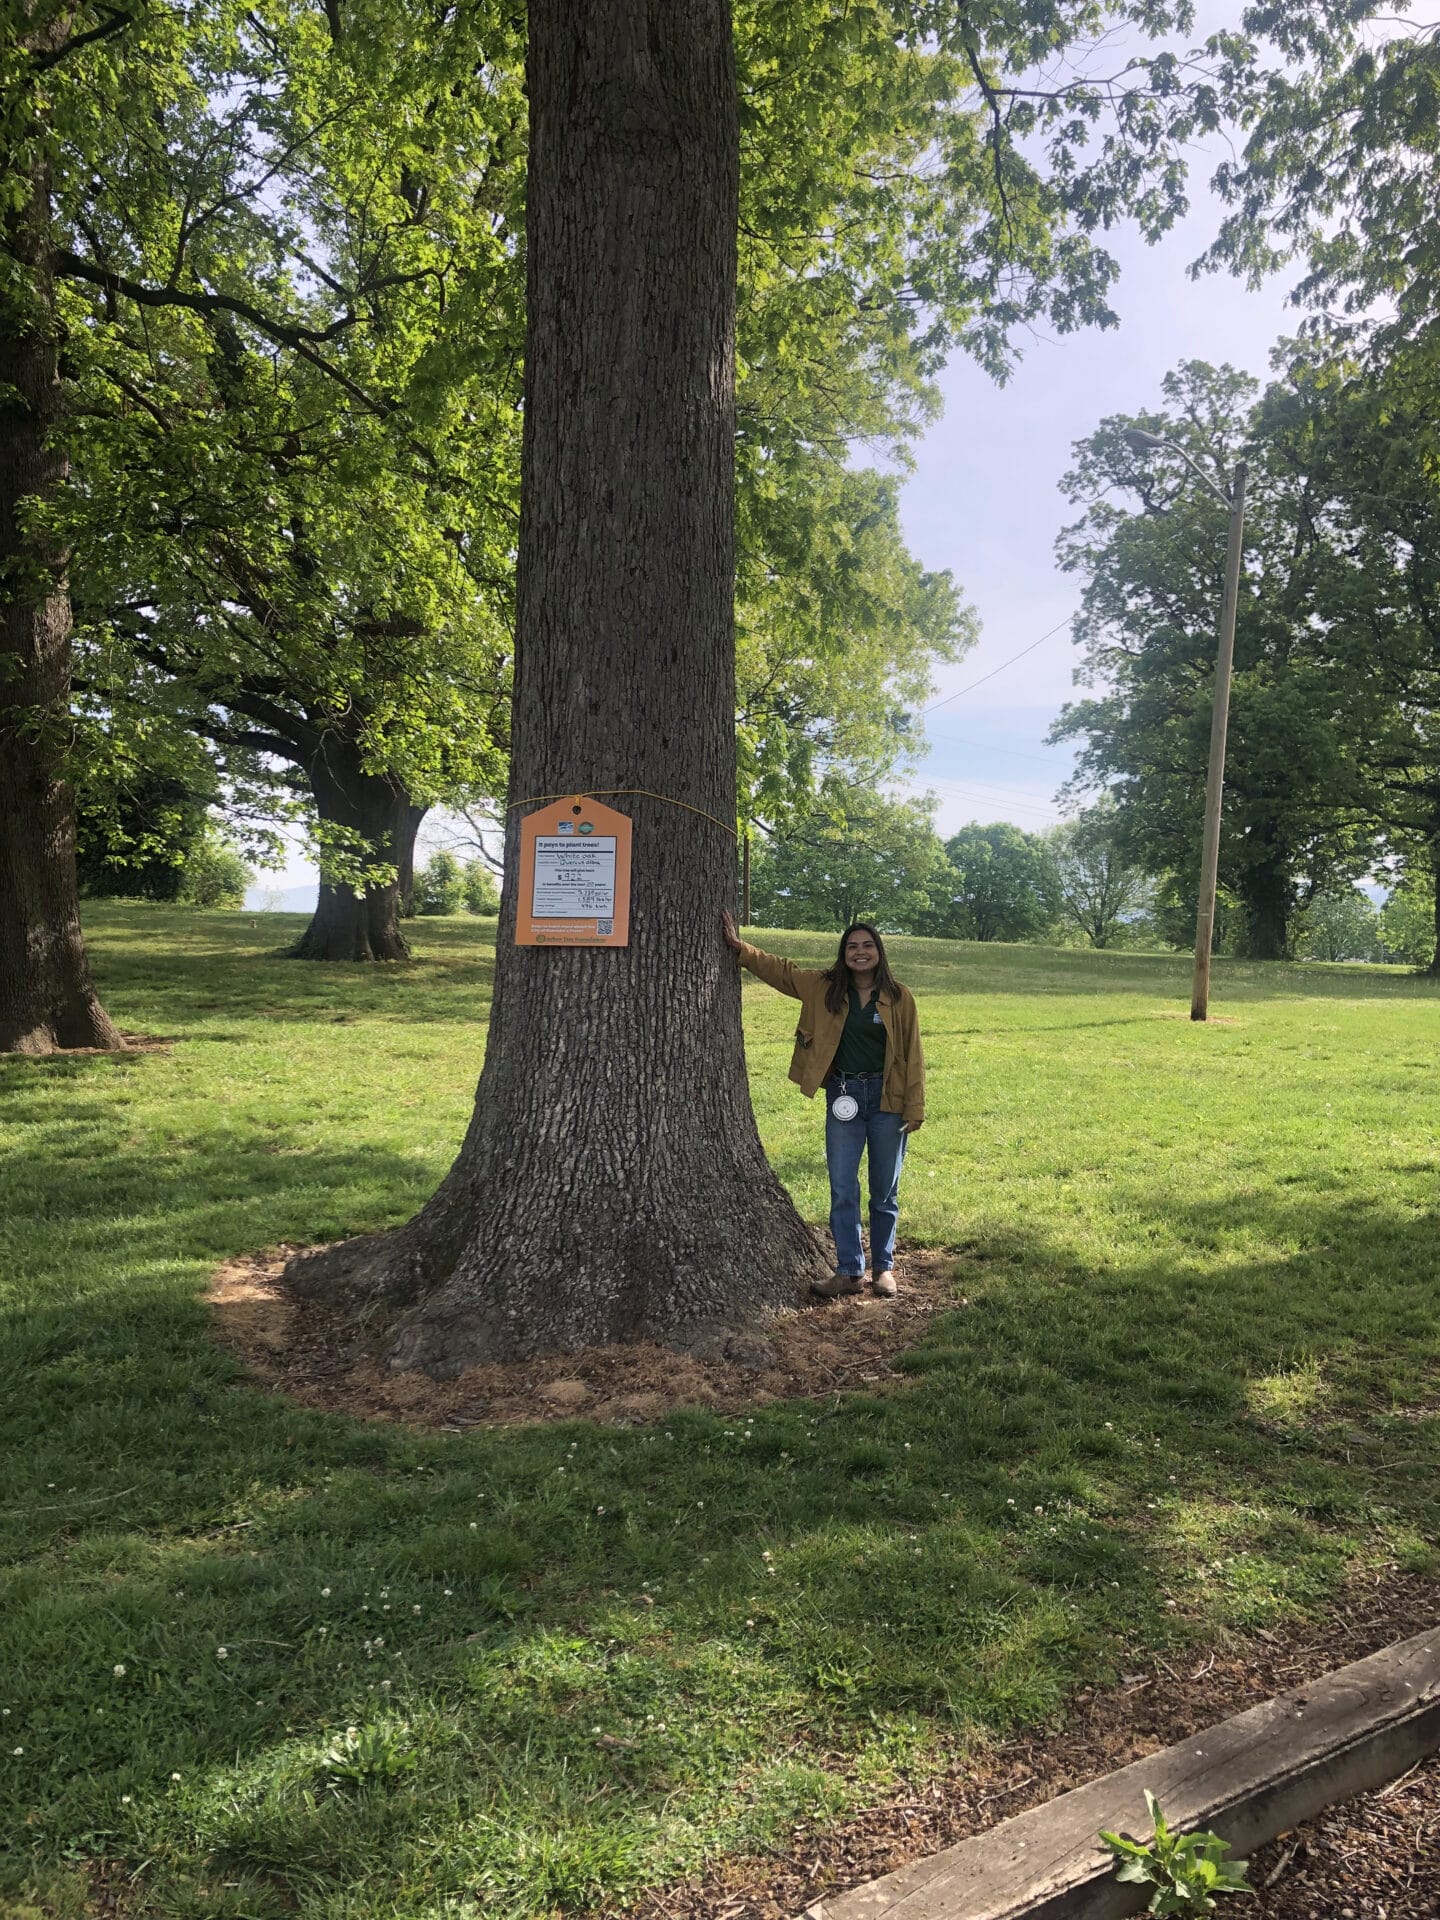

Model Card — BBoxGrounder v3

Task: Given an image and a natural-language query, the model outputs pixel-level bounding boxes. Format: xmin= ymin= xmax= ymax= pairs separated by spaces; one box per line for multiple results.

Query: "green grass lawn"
xmin=3 ymin=905 xmax=1438 ymax=1918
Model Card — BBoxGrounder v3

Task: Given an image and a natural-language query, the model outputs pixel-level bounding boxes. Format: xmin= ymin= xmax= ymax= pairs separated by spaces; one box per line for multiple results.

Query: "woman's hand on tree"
xmin=720 ymin=911 xmax=742 ymax=954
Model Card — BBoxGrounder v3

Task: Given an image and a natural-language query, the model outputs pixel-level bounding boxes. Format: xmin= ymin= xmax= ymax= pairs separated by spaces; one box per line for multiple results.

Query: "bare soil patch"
xmin=209 ymin=1244 xmax=965 ymax=1428
xmin=619 ymin=1570 xmax=1440 ymax=1920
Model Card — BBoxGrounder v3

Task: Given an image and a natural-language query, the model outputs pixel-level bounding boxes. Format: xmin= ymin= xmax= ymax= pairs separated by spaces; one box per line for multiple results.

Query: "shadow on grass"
xmin=4 ymin=1135 xmax=1440 ymax=1916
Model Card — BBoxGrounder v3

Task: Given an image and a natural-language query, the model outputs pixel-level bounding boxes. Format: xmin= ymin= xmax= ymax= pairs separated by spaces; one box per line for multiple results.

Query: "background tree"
xmin=1379 ymin=869 xmax=1437 ymax=970
xmin=59 ymin=0 xmax=523 ymax=964
xmin=748 ymin=790 xmax=944 ymax=933
xmin=735 ymin=463 xmax=971 ymax=839
xmin=1046 ymin=803 xmax=1152 ymax=949
xmin=411 ymin=852 xmax=466 ymax=918
xmin=1052 ymin=359 xmax=1371 ymax=961
xmin=411 ymin=851 xmax=500 ymax=918
xmin=1297 ymin=886 xmax=1380 ymax=964
xmin=460 ymin=862 xmax=500 ymax=916
xmin=926 ymin=821 xmax=1059 ymax=943
xmin=1257 ymin=358 xmax=1440 ymax=974
xmin=1206 ymin=5 xmax=1440 ymax=374
xmin=0 ymin=0 xmax=149 ymax=1050
xmin=174 ymin=831 xmax=252 ymax=909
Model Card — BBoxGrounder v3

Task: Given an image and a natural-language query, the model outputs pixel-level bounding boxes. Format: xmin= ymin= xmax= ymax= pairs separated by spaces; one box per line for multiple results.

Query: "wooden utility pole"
xmin=1191 ymin=460 xmax=1248 ymax=1022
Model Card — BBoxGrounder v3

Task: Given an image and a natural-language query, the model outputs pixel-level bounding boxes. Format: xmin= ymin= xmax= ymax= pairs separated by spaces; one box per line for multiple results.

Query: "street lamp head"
xmin=1122 ymin=427 xmax=1167 ymax=454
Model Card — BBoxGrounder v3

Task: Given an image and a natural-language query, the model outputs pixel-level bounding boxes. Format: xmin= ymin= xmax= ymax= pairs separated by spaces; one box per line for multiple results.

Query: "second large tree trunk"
xmin=1238 ymin=832 xmax=1292 ymax=962
xmin=0 ymin=60 xmax=123 ymax=1056
xmin=288 ymin=0 xmax=827 ymax=1370
xmin=289 ymin=746 xmax=422 ymax=962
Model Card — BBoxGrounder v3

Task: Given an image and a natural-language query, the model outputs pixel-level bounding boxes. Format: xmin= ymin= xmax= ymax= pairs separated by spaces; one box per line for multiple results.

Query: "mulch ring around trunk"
xmin=622 ymin=1569 xmax=1440 ymax=1920
xmin=208 ymin=1244 xmax=966 ymax=1429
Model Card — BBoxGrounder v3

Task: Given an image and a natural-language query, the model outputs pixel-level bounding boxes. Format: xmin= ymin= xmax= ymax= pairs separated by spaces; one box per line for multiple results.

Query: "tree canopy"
xmin=749 ymin=789 xmax=945 ymax=932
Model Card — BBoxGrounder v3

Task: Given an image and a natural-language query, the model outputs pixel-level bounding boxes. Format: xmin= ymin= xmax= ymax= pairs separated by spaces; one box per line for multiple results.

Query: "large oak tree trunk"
xmin=0 ymin=60 xmax=123 ymax=1056
xmin=1238 ymin=834 xmax=1292 ymax=961
xmin=288 ymin=0 xmax=827 ymax=1370
xmin=289 ymin=745 xmax=421 ymax=962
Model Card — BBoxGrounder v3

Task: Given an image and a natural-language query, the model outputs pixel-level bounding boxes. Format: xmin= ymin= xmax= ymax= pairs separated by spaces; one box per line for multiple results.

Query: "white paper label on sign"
xmin=531 ymin=837 xmax=617 ymax=919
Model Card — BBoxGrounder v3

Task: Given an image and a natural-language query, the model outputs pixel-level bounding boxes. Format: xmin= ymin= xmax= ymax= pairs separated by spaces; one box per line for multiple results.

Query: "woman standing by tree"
xmin=722 ymin=913 xmax=924 ymax=1298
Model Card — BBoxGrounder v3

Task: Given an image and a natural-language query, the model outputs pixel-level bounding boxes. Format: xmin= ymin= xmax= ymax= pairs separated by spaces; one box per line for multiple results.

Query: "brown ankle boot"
xmin=811 ymin=1272 xmax=864 ymax=1299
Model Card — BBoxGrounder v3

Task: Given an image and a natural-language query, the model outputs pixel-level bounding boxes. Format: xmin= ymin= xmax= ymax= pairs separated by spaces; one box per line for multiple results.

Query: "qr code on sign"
xmin=597 ymin=920 xmax=613 ymax=936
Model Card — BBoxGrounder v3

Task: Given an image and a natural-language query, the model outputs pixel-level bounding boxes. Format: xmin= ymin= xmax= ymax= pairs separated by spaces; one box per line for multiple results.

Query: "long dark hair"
xmin=823 ymin=921 xmax=902 ymax=1014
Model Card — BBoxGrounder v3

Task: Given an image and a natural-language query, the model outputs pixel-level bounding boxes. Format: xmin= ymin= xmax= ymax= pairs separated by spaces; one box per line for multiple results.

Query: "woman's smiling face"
xmin=844 ymin=929 xmax=879 ymax=972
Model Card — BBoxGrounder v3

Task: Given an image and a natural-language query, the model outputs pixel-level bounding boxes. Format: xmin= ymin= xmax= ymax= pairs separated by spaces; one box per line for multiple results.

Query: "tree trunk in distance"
xmin=1427 ymin=833 xmax=1440 ymax=977
xmin=0 ymin=64 xmax=124 ymax=1056
xmin=287 ymin=0 xmax=827 ymax=1370
xmin=397 ymin=802 xmax=425 ymax=918
xmin=1239 ymin=840 xmax=1291 ymax=961
xmin=289 ymin=748 xmax=421 ymax=962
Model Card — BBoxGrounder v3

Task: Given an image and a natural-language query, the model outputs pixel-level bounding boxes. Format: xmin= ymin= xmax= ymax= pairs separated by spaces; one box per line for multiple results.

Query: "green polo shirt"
xmin=831 ymin=986 xmax=887 ymax=1077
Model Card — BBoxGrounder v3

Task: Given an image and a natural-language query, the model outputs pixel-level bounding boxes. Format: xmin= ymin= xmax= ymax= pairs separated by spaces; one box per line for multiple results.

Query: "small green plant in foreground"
xmin=1100 ymin=1790 xmax=1252 ymax=1914
xmin=321 ymin=1722 xmax=416 ymax=1788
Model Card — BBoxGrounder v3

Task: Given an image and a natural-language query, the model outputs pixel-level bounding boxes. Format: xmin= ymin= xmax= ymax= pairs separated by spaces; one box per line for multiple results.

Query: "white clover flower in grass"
xmin=170 ymin=1772 xmax=182 ymax=1782
xmin=12 ymin=1747 xmax=21 ymax=1755
xmin=113 ymin=1664 xmax=126 ymax=1678
xmin=320 ymin=1588 xmax=331 ymax=1597
xmin=215 ymin=1647 xmax=228 ymax=1660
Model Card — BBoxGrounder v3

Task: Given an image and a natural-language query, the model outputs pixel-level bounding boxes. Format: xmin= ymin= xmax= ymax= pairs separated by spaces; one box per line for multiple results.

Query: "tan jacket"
xmin=738 ymin=941 xmax=925 ymax=1128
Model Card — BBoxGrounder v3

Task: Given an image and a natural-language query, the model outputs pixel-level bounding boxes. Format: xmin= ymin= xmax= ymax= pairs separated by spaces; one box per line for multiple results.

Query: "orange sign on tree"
xmin=515 ymin=795 xmax=633 ymax=947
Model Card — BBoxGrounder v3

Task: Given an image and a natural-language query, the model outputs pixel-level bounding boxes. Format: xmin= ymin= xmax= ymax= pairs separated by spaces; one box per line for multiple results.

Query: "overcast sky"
xmin=252 ymin=1 xmax=1304 ymax=903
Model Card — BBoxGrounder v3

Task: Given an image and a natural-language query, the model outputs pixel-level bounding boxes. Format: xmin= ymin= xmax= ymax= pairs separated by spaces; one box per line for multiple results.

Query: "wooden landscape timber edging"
xmin=799 ymin=1626 xmax=1440 ymax=1920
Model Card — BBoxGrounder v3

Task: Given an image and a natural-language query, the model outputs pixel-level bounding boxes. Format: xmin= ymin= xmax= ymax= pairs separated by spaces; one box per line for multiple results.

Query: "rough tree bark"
xmin=0 ymin=38 xmax=124 ymax=1055
xmin=288 ymin=0 xmax=827 ymax=1368
xmin=289 ymin=741 xmax=422 ymax=962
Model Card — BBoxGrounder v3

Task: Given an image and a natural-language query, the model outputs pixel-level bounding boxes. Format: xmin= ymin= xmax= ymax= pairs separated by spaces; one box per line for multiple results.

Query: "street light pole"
xmin=1191 ymin=460 xmax=1247 ymax=1021
xmin=1120 ymin=428 xmax=1248 ymax=1022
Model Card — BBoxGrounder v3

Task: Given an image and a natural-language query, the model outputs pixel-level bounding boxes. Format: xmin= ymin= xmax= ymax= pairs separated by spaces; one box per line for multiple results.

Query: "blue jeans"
xmin=824 ymin=1072 xmax=907 ymax=1278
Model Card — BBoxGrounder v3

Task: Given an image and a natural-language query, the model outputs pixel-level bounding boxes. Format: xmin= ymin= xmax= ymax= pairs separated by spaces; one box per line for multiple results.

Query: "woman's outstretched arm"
xmin=720 ymin=912 xmax=812 ymax=1000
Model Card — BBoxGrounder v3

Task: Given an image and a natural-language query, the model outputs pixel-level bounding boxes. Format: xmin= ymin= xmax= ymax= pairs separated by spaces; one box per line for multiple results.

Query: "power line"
xmin=919 ymin=779 xmax=1064 ymax=824
xmin=920 ymin=728 xmax=1069 ymax=764
xmin=921 ymin=615 xmax=1075 ymax=717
